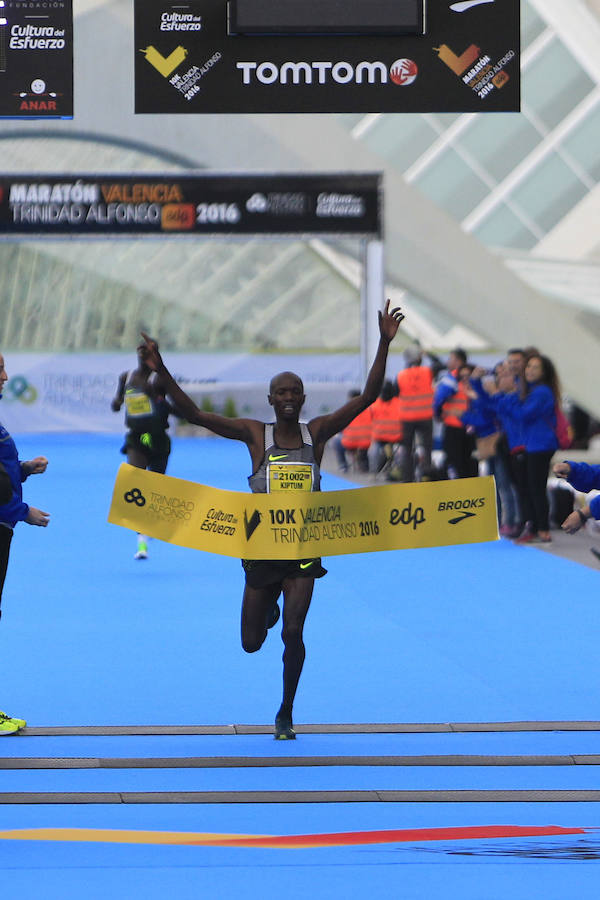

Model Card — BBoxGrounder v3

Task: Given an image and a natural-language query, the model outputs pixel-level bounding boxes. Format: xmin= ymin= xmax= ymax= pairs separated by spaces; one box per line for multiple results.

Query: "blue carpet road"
xmin=0 ymin=434 xmax=597 ymax=898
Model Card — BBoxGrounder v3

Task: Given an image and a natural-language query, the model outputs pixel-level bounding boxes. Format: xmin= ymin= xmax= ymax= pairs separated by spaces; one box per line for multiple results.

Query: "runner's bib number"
xmin=125 ymin=391 xmax=153 ymax=417
xmin=267 ymin=462 xmax=314 ymax=493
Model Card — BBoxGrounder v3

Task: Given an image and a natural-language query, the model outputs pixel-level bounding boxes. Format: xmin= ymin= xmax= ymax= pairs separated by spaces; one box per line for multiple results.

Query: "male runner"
xmin=140 ymin=301 xmax=404 ymax=738
xmin=112 ymin=342 xmax=174 ymax=559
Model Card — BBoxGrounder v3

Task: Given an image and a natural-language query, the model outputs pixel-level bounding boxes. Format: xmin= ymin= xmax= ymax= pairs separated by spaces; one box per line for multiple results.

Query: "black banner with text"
xmin=0 ymin=0 xmax=73 ymax=118
xmin=135 ymin=0 xmax=519 ymax=114
xmin=0 ymin=172 xmax=382 ymax=236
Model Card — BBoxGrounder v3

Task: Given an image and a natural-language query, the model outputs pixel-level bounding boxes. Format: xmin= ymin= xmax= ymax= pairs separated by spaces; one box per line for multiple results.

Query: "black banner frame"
xmin=0 ymin=172 xmax=382 ymax=239
xmin=0 ymin=170 xmax=384 ymax=380
xmin=134 ymin=0 xmax=520 ymax=114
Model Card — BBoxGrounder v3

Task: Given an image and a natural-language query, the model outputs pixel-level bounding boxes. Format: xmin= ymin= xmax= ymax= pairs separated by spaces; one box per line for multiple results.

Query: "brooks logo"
xmin=448 ymin=511 xmax=476 ymax=525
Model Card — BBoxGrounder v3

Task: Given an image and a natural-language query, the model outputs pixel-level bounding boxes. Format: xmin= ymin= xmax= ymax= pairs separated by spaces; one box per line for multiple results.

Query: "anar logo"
xmin=124 ymin=488 xmax=146 ymax=507
xmin=244 ymin=508 xmax=261 ymax=540
xmin=16 ymin=78 xmax=60 ymax=112
xmin=389 ymin=59 xmax=418 ymax=86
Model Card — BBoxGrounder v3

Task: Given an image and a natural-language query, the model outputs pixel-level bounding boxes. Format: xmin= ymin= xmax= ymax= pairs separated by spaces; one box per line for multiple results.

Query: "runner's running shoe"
xmin=0 ymin=712 xmax=20 ymax=734
xmin=0 ymin=710 xmax=26 ymax=729
xmin=274 ymin=712 xmax=295 ymax=740
xmin=134 ymin=538 xmax=148 ymax=560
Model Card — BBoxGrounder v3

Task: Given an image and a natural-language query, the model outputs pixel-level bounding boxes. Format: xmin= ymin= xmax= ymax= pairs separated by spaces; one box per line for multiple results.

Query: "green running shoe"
xmin=0 ymin=711 xmax=20 ymax=734
xmin=0 ymin=710 xmax=26 ymax=729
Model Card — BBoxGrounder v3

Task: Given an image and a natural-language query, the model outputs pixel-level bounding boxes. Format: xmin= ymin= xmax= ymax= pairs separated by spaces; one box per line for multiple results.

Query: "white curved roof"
xmin=1 ymin=0 xmax=599 ymax=410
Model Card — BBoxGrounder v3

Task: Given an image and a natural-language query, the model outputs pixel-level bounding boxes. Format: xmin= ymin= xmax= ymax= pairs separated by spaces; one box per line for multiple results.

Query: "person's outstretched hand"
xmin=140 ymin=333 xmax=162 ymax=372
xmin=25 ymin=507 xmax=50 ymax=527
xmin=378 ymin=299 xmax=405 ymax=343
xmin=553 ymin=462 xmax=571 ymax=479
xmin=23 ymin=457 xmax=48 ymax=475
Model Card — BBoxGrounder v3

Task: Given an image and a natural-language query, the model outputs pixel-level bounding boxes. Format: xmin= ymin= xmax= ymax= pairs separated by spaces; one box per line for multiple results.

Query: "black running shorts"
xmin=242 ymin=558 xmax=327 ymax=589
xmin=121 ymin=431 xmax=171 ymax=473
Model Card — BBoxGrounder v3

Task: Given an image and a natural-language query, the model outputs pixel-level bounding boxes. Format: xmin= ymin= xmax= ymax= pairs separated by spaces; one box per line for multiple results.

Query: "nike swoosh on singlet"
xmin=299 ymin=561 xmax=314 ymax=569
xmin=268 ymin=454 xmax=289 ymax=461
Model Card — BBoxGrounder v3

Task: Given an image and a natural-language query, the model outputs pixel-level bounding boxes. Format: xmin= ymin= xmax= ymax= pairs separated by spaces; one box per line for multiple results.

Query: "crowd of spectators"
xmin=333 ymin=343 xmax=577 ymax=544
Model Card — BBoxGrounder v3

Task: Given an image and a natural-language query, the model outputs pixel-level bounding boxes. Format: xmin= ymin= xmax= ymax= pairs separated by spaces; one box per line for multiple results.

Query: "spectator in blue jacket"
xmin=465 ymin=365 xmax=520 ymax=536
xmin=486 ymin=354 xmax=559 ymax=543
xmin=0 ymin=352 xmax=50 ymax=735
xmin=434 ymin=351 xmax=477 ymax=479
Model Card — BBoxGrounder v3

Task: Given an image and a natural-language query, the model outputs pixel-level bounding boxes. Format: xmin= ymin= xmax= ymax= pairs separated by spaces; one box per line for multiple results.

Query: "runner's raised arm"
xmin=139 ymin=332 xmax=262 ymax=449
xmin=308 ymin=301 xmax=404 ymax=455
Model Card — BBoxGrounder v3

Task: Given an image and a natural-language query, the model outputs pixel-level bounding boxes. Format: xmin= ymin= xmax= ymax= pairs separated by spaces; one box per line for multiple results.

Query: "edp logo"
xmin=389 ymin=503 xmax=425 ymax=531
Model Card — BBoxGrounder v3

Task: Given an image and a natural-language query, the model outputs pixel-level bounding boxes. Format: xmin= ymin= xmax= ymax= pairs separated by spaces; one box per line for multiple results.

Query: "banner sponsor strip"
xmin=0 ymin=173 xmax=380 ymax=237
xmin=108 ymin=464 xmax=498 ymax=558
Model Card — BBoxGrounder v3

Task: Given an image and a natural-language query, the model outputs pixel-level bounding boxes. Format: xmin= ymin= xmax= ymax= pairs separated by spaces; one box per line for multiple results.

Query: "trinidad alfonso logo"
xmin=124 ymin=488 xmax=146 ymax=507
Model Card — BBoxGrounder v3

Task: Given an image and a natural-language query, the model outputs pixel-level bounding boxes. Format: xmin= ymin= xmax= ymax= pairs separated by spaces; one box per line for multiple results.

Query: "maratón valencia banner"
xmin=108 ymin=464 xmax=498 ymax=558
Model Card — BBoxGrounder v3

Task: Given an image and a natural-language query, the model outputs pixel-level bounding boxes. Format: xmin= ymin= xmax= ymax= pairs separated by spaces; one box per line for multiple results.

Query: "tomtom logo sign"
xmin=389 ymin=59 xmax=418 ymax=85
xmin=236 ymin=59 xmax=418 ymax=86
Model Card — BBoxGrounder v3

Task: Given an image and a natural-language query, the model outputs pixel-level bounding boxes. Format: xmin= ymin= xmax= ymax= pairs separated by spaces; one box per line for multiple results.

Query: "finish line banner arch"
xmin=108 ymin=464 xmax=499 ymax=558
xmin=0 ymin=170 xmax=384 ymax=383
xmin=0 ymin=172 xmax=380 ymax=238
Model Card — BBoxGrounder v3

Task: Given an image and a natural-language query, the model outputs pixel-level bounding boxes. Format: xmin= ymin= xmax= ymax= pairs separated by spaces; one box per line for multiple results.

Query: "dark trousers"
xmin=523 ymin=451 xmax=554 ymax=533
xmin=401 ymin=419 xmax=433 ymax=482
xmin=508 ymin=450 xmax=528 ymax=530
xmin=0 ymin=527 xmax=13 ymax=620
xmin=443 ymin=425 xmax=477 ymax=479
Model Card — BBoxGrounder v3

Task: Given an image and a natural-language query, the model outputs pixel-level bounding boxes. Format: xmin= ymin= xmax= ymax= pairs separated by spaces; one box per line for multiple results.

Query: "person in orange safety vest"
xmin=396 ymin=345 xmax=434 ymax=482
xmin=340 ymin=401 xmax=373 ymax=472
xmin=368 ymin=380 xmax=403 ymax=476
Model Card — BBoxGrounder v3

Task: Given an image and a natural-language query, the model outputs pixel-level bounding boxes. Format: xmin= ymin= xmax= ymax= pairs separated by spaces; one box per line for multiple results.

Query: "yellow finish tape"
xmin=108 ymin=464 xmax=498 ymax=559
